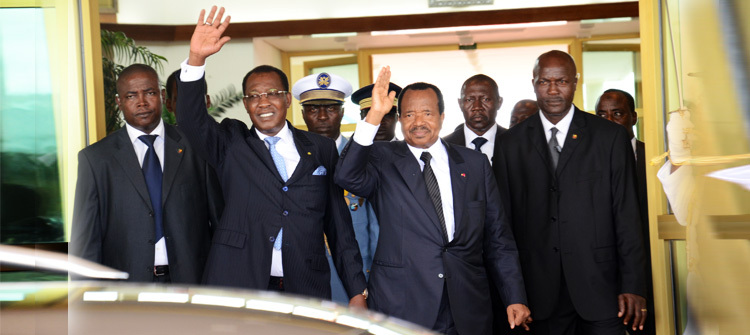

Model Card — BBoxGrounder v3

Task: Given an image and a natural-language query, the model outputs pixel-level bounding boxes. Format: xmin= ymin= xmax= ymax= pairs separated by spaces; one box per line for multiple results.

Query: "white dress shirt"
xmin=631 ymin=137 xmax=637 ymax=160
xmin=354 ymin=120 xmax=456 ymax=241
xmin=463 ymin=123 xmax=497 ymax=164
xmin=180 ymin=59 xmax=300 ymax=277
xmin=539 ymin=105 xmax=575 ymax=148
xmin=125 ymin=120 xmax=169 ymax=266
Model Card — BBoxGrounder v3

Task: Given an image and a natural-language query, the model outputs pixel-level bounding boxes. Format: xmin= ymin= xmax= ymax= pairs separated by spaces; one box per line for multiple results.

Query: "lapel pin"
xmin=178 ymin=148 xmax=183 ymax=154
xmin=461 ymin=173 xmax=466 ymax=178
xmin=572 ymin=134 xmax=578 ymax=140
xmin=307 ymin=152 xmax=312 ymax=155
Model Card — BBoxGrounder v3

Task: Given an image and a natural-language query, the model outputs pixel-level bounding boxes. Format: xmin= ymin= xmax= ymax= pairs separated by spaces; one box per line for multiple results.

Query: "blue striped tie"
xmin=265 ymin=136 xmax=286 ymax=250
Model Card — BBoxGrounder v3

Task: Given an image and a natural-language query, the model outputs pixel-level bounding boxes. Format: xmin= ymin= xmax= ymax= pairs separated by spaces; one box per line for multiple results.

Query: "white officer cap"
xmin=292 ymin=72 xmax=353 ymax=104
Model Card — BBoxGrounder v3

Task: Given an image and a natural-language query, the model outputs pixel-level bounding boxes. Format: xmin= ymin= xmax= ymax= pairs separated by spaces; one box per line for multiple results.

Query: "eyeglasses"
xmin=243 ymin=91 xmax=288 ymax=102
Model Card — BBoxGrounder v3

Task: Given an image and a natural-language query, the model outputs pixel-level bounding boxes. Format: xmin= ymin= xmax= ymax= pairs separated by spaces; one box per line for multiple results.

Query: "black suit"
xmin=494 ymin=108 xmax=647 ymax=324
xmin=176 ymin=76 xmax=366 ymax=300
xmin=71 ymin=125 xmax=223 ymax=283
xmin=444 ymin=123 xmax=514 ymax=334
xmin=443 ymin=124 xmax=507 ymax=166
xmin=633 ymin=140 xmax=656 ymax=334
xmin=335 ymin=139 xmax=526 ymax=335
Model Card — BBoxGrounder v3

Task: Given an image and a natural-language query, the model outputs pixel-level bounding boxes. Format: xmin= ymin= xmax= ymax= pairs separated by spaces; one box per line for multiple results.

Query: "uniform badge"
xmin=317 ymin=73 xmax=331 ymax=89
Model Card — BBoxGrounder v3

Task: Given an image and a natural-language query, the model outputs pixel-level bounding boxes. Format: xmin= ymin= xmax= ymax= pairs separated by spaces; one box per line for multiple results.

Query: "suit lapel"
xmin=161 ymin=125 xmax=185 ymax=206
xmin=287 ymin=127 xmax=316 ymax=184
xmin=526 ymin=114 xmax=556 ymax=177
xmin=556 ymin=108 xmax=587 ymax=176
xmin=393 ymin=142 xmax=442 ymax=233
xmin=246 ymin=126 xmax=287 ymax=183
xmin=112 ymin=128 xmax=153 ymax=210
xmin=446 ymin=141 xmax=466 ymax=242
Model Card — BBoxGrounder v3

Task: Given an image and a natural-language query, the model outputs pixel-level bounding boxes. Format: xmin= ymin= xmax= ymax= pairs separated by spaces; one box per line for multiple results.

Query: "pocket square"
xmin=312 ymin=166 xmax=327 ymax=176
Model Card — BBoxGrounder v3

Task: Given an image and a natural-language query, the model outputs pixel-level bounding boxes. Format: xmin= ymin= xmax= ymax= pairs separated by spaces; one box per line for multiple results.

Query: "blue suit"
xmin=327 ymin=136 xmax=380 ymax=304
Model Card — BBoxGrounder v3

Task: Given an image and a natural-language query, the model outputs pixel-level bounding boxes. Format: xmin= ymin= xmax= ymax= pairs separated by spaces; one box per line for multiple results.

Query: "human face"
xmin=509 ymin=101 xmax=538 ymax=128
xmin=165 ymin=80 xmax=178 ymax=115
xmin=376 ymin=111 xmax=397 ymax=141
xmin=533 ymin=56 xmax=577 ymax=123
xmin=596 ymin=91 xmax=637 ymax=139
xmin=400 ymin=89 xmax=444 ymax=149
xmin=116 ymin=71 xmax=163 ymax=134
xmin=459 ymin=80 xmax=501 ymax=135
xmin=302 ymin=103 xmax=343 ymax=140
xmin=243 ymin=72 xmax=291 ymax=136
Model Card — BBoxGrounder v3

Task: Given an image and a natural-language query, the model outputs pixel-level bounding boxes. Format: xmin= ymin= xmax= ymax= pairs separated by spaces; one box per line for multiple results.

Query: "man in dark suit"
xmin=175 ymin=7 xmax=367 ymax=306
xmin=71 ymin=64 xmax=223 ymax=284
xmin=595 ymin=89 xmax=655 ymax=334
xmin=335 ymin=67 xmax=530 ymax=334
xmin=494 ymin=50 xmax=648 ymax=334
xmin=444 ymin=74 xmax=507 ymax=166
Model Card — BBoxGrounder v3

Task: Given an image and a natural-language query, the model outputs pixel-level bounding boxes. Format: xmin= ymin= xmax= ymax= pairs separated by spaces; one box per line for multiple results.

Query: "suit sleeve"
xmin=323 ymin=140 xmax=367 ymax=298
xmin=333 ymin=140 xmax=380 ymax=199
xmin=611 ymin=127 xmax=648 ymax=297
xmin=70 ymin=150 xmax=102 ymax=265
xmin=481 ymin=156 xmax=528 ymax=306
xmin=175 ymin=75 xmax=230 ymax=169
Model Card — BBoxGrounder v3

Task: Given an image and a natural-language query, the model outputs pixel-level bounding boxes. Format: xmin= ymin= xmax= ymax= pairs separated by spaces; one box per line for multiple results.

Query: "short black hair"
xmin=601 ymin=88 xmax=636 ymax=114
xmin=462 ymin=74 xmax=500 ymax=101
xmin=397 ymin=82 xmax=444 ymax=116
xmin=242 ymin=65 xmax=289 ymax=94
xmin=117 ymin=64 xmax=158 ymax=94
xmin=165 ymin=69 xmax=207 ymax=99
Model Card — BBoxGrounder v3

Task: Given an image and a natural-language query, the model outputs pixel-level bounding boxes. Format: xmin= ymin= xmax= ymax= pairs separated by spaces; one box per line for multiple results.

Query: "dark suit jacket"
xmin=176 ymin=76 xmax=366 ymax=300
xmin=71 ymin=124 xmax=223 ymax=283
xmin=335 ymin=139 xmax=526 ymax=335
xmin=443 ymin=123 xmax=507 ymax=166
xmin=494 ymin=108 xmax=647 ymax=321
xmin=634 ymin=139 xmax=656 ymax=334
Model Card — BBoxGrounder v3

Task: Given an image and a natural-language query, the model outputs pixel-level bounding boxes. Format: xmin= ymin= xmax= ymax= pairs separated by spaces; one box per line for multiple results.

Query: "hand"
xmin=348 ymin=294 xmax=368 ymax=309
xmin=188 ymin=6 xmax=232 ymax=66
xmin=618 ymin=293 xmax=647 ymax=331
xmin=364 ymin=66 xmax=398 ymax=126
xmin=506 ymin=303 xmax=532 ymax=331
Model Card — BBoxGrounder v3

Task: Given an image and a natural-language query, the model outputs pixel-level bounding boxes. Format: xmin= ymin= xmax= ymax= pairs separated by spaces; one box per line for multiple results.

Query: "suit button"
xmin=282 ymin=186 xmax=288 ymax=192
xmin=553 ymin=247 xmax=559 ymax=252
xmin=551 ymin=216 xmax=557 ymax=222
xmin=438 ymin=273 xmax=444 ymax=279
xmin=443 ymin=248 xmax=448 ymax=252
xmin=550 ymin=186 xmax=557 ymax=192
xmin=282 ymin=210 xmax=289 ymax=216
xmin=269 ymin=236 xmax=275 ymax=242
xmin=149 ymin=211 xmax=154 ymax=217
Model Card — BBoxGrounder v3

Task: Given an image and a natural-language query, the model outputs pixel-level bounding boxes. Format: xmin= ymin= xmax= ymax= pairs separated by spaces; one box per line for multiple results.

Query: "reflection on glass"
xmin=0 ymin=8 xmax=63 ymax=244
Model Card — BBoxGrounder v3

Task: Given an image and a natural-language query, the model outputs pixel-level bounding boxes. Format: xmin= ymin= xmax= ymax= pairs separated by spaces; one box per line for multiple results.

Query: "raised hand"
xmin=364 ymin=66 xmax=398 ymax=126
xmin=188 ymin=6 xmax=231 ymax=66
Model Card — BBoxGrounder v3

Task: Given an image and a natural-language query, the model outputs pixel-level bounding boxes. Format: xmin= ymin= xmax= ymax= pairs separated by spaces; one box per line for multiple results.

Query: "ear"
xmin=497 ymin=96 xmax=504 ymax=110
xmin=632 ymin=110 xmax=638 ymax=126
xmin=115 ymin=94 xmax=122 ymax=108
xmin=284 ymin=91 xmax=292 ymax=109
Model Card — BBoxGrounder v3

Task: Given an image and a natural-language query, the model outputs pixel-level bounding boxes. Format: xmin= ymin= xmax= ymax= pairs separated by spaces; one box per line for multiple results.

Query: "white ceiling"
xmin=116 ymin=0 xmax=632 ymax=25
xmin=259 ymin=18 xmax=640 ymax=52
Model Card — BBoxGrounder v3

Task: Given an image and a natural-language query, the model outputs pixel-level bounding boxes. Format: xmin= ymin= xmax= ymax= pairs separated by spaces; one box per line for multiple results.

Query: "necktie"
xmin=548 ymin=127 xmax=561 ymax=169
xmin=420 ymin=151 xmax=448 ymax=243
xmin=264 ymin=136 xmax=286 ymax=250
xmin=472 ymin=137 xmax=488 ymax=152
xmin=138 ymin=135 xmax=164 ymax=242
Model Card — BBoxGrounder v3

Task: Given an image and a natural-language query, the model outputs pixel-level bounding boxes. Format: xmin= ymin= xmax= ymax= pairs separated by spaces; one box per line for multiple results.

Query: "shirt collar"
xmin=463 ymin=123 xmax=497 ymax=144
xmin=255 ymin=121 xmax=294 ymax=144
xmin=539 ymin=104 xmax=575 ymax=137
xmin=126 ymin=119 xmax=165 ymax=145
xmin=631 ymin=137 xmax=637 ymax=158
xmin=335 ymin=134 xmax=344 ymax=148
xmin=407 ymin=139 xmax=448 ymax=166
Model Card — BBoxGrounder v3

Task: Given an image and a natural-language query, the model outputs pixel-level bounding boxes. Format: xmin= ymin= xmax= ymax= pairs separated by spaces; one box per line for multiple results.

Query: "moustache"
xmin=409 ymin=126 xmax=430 ymax=134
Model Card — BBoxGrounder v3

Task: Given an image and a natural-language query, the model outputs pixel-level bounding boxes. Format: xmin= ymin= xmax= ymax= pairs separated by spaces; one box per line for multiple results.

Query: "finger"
xmin=216 ymin=36 xmax=232 ymax=49
xmin=197 ymin=9 xmax=206 ymax=26
xmin=388 ymin=90 xmax=397 ymax=101
xmin=622 ymin=299 xmax=634 ymax=325
xmin=206 ymin=6 xmax=217 ymax=24
xmin=617 ymin=295 xmax=625 ymax=318
xmin=213 ymin=7 xmax=225 ymax=26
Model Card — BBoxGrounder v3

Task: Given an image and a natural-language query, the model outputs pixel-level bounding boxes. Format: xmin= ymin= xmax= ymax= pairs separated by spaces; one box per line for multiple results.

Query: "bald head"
xmin=532 ymin=50 xmax=578 ymax=124
xmin=510 ymin=99 xmax=538 ymax=128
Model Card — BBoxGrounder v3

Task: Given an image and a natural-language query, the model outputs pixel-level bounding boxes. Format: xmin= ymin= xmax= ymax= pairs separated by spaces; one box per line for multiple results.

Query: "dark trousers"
xmin=433 ymin=284 xmax=458 ymax=335
xmin=268 ymin=276 xmax=285 ymax=291
xmin=530 ymin=277 xmax=622 ymax=335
